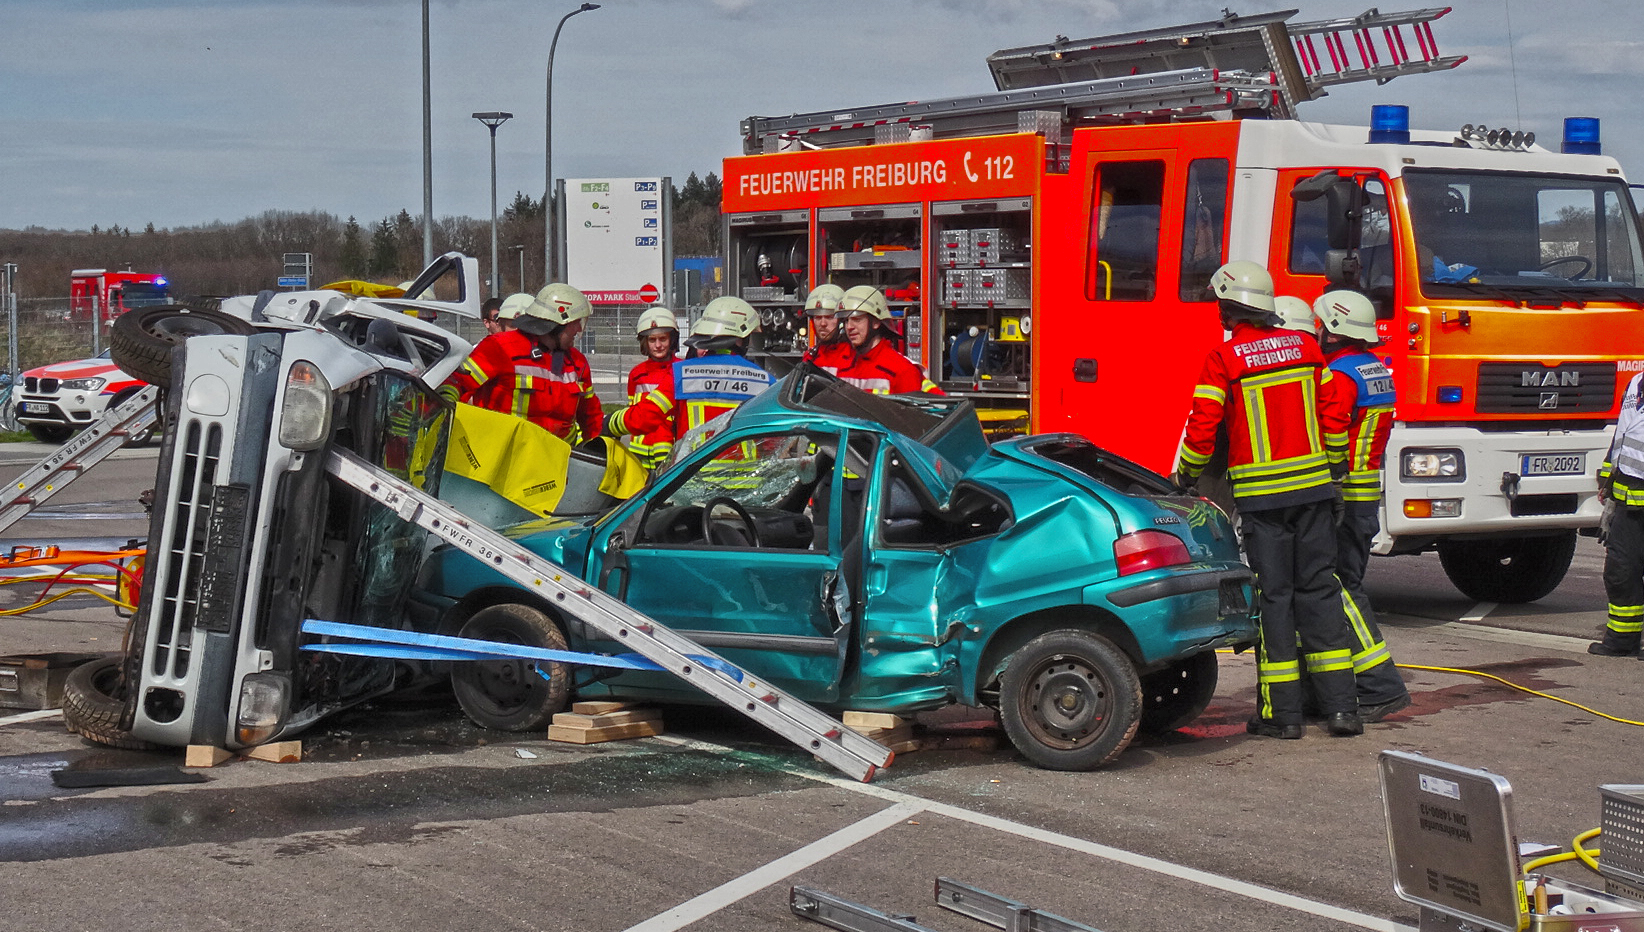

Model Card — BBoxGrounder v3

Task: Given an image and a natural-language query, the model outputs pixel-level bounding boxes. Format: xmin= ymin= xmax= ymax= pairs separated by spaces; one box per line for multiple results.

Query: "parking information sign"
xmin=562 ymin=177 xmax=669 ymax=305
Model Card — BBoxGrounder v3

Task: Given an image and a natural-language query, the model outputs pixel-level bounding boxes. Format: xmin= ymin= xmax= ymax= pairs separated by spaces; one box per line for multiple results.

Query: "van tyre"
xmin=1437 ymin=531 xmax=1577 ymax=604
xmin=1000 ymin=630 xmax=1142 ymax=771
xmin=1138 ymin=649 xmax=1220 ymax=735
xmin=450 ymin=603 xmax=572 ymax=732
xmin=62 ymin=656 xmax=159 ymax=750
xmin=110 ymin=305 xmax=256 ymax=389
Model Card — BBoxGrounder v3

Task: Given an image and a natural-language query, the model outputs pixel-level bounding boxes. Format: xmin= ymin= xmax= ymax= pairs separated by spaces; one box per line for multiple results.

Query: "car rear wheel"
xmin=110 ymin=305 xmax=256 ymax=388
xmin=62 ymin=656 xmax=160 ymax=750
xmin=1000 ymin=630 xmax=1142 ymax=771
xmin=1138 ymin=649 xmax=1220 ymax=735
xmin=450 ymin=603 xmax=572 ymax=732
xmin=25 ymin=424 xmax=72 ymax=444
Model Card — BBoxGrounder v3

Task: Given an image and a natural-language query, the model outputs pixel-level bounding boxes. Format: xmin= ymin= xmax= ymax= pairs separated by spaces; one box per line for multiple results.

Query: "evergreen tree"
xmin=339 ymin=216 xmax=366 ymax=279
xmin=369 ymin=217 xmax=397 ymax=279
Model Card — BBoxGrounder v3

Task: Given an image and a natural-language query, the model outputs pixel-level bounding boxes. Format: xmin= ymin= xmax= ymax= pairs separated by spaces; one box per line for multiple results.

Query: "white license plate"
xmin=20 ymin=403 xmax=49 ymax=414
xmin=1520 ymin=452 xmax=1584 ymax=476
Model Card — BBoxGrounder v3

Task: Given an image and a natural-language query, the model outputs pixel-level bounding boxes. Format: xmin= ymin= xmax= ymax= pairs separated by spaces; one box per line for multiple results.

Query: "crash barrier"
xmin=324 ymin=446 xmax=894 ymax=782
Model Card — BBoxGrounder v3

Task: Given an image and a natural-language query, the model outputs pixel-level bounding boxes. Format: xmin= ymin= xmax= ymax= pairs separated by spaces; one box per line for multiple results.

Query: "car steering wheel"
xmin=1539 ymin=255 xmax=1592 ymax=279
xmin=701 ymin=497 xmax=761 ymax=548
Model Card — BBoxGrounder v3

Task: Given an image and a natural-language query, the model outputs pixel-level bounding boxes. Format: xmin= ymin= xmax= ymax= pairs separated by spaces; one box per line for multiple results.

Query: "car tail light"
xmin=1113 ymin=529 xmax=1192 ymax=576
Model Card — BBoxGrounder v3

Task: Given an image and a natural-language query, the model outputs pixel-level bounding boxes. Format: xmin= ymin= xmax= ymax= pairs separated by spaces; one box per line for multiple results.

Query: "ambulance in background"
xmin=715 ymin=8 xmax=1644 ymax=603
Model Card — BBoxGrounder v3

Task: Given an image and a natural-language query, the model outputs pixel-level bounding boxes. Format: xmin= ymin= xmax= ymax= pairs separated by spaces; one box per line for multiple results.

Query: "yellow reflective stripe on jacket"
xmin=1228 ymin=451 xmax=1329 ymax=480
xmin=1237 ymin=367 xmax=1322 ymax=466
xmin=1612 ymin=473 xmax=1644 ymax=506
xmin=1303 ymin=649 xmax=1353 ymax=674
xmin=1193 ymin=383 xmax=1226 ymax=403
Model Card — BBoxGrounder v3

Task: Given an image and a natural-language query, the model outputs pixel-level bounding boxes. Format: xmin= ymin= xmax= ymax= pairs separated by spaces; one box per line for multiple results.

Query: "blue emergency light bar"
xmin=1562 ymin=117 xmax=1601 ymax=155
xmin=1369 ymin=105 xmax=1411 ymax=144
xmin=154 ymin=277 xmax=167 ymax=286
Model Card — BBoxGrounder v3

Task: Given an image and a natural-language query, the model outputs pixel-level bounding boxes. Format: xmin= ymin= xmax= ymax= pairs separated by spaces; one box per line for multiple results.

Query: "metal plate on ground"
xmin=1380 ymin=750 xmax=1523 ymax=932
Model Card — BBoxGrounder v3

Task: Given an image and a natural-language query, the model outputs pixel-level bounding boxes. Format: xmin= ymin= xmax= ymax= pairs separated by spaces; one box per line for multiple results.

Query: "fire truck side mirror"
xmin=1291 ymin=171 xmax=1364 ymax=252
xmin=1324 ymin=250 xmax=1362 ymax=289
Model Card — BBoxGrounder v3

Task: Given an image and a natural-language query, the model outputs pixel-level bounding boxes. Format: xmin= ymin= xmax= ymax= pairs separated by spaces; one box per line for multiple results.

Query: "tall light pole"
xmin=472 ymin=112 xmax=513 ymax=299
xmin=421 ymin=0 xmax=434 ymax=266
xmin=511 ymin=244 xmax=526 ymax=293
xmin=545 ymin=2 xmax=599 ymax=285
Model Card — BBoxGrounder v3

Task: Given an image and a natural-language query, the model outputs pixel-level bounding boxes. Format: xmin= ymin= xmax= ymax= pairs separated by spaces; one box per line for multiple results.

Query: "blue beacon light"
xmin=1369 ymin=105 xmax=1411 ymax=144
xmin=1562 ymin=117 xmax=1601 ymax=155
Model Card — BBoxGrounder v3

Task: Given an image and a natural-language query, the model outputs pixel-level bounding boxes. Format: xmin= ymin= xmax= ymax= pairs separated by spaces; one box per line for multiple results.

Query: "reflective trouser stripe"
xmin=1258 ymin=660 xmax=1300 ymax=683
xmin=1340 ymin=590 xmax=1394 ymax=673
xmin=1304 ymin=649 xmax=1354 ymax=674
xmin=1609 ymin=603 xmax=1644 ymax=634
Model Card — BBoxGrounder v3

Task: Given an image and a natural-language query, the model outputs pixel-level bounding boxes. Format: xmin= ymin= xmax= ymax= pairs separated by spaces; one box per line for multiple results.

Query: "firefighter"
xmin=802 ymin=284 xmax=851 ymax=373
xmin=481 ymin=297 xmax=505 ymax=336
xmin=494 ymin=292 xmax=533 ymax=332
xmin=441 ymin=282 xmax=603 ymax=444
xmin=833 ymin=285 xmax=943 ymax=395
xmin=1176 ymin=260 xmax=1360 ymax=739
xmin=1275 ymin=295 xmax=1321 ymax=337
xmin=1314 ymin=289 xmax=1411 ymax=720
xmin=1591 ymin=367 xmax=1644 ymax=656
xmin=606 ymin=305 xmax=680 ymax=469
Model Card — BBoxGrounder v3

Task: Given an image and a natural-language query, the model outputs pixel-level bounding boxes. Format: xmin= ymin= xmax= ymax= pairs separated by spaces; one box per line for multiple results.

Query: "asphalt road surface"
xmin=1 ymin=439 xmax=1638 ymax=932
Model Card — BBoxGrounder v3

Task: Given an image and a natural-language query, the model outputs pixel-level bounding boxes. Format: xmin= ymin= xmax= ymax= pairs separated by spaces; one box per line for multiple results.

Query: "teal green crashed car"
xmin=411 ymin=367 xmax=1257 ymax=770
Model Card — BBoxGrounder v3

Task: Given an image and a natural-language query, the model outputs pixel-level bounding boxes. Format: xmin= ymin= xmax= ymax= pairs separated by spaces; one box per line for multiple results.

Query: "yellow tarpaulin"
xmin=319 ymin=280 xmax=407 ymax=298
xmin=444 ymin=404 xmax=648 ymax=516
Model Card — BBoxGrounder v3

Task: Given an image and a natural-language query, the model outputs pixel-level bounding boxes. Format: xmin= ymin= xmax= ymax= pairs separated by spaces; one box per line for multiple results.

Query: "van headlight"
xmin=236 ymin=672 xmax=289 ymax=746
xmin=1401 ymin=449 xmax=1464 ymax=481
xmin=279 ymin=360 xmax=331 ymax=451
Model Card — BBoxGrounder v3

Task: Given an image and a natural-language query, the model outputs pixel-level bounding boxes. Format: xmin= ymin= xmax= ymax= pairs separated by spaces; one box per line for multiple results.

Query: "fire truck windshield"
xmin=1406 ymin=169 xmax=1644 ymax=300
xmin=119 ymin=282 xmax=171 ymax=309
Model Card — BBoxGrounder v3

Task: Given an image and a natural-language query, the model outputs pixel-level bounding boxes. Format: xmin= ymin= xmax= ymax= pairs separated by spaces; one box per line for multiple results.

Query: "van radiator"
xmin=150 ymin=420 xmax=223 ymax=679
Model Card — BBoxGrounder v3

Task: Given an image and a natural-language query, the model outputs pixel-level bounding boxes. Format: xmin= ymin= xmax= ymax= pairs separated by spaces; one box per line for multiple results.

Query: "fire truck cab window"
xmin=1087 ymin=160 xmax=1165 ymax=301
xmin=1289 ymin=194 xmax=1330 ymax=275
xmin=1179 ymin=159 xmax=1230 ymax=301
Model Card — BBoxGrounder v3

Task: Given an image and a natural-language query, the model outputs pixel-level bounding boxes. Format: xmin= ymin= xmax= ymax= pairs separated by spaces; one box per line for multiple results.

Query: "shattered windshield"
xmin=1406 ymin=169 xmax=1644 ymax=298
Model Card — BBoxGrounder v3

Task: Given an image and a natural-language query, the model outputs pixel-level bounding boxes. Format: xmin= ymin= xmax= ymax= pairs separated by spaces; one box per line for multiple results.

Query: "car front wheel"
xmin=450 ymin=603 xmax=572 ymax=731
xmin=999 ymin=629 xmax=1142 ymax=771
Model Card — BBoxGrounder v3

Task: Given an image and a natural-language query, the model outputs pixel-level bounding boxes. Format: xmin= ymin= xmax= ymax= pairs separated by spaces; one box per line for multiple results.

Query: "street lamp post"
xmin=472 ymin=112 xmax=514 ymax=299
xmin=421 ymin=0 xmax=434 ymax=266
xmin=511 ymin=244 xmax=526 ymax=293
xmin=545 ymin=2 xmax=599 ymax=285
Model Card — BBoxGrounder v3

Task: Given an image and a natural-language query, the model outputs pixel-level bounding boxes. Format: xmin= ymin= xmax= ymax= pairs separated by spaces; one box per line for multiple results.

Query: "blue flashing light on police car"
xmin=1369 ymin=105 xmax=1411 ymax=144
xmin=1562 ymin=117 xmax=1601 ymax=155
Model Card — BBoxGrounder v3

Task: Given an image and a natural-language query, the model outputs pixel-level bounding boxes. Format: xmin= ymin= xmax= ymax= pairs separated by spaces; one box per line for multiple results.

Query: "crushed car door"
xmin=603 ymin=428 xmax=850 ymax=701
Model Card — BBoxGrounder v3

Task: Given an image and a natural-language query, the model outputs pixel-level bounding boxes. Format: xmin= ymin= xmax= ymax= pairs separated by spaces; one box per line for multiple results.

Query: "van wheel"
xmin=110 ymin=305 xmax=256 ymax=388
xmin=1138 ymin=650 xmax=1220 ymax=735
xmin=450 ymin=604 xmax=572 ymax=731
xmin=25 ymin=424 xmax=72 ymax=444
xmin=1000 ymin=630 xmax=1141 ymax=771
xmin=62 ymin=656 xmax=159 ymax=750
xmin=1437 ymin=532 xmax=1576 ymax=603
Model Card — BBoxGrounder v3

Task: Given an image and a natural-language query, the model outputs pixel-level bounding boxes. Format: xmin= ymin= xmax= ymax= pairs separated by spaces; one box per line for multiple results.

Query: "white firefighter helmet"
xmin=636 ymin=305 xmax=678 ymax=336
xmin=496 ymin=292 xmax=534 ymax=320
xmin=839 ymin=285 xmax=891 ymax=321
xmin=518 ymin=282 xmax=592 ymax=335
xmin=1208 ymin=260 xmax=1276 ymax=314
xmin=1275 ymin=296 xmax=1321 ymax=335
xmin=690 ymin=296 xmax=762 ymax=341
xmin=1314 ymin=290 xmax=1381 ymax=343
xmin=803 ymin=284 xmax=847 ymax=317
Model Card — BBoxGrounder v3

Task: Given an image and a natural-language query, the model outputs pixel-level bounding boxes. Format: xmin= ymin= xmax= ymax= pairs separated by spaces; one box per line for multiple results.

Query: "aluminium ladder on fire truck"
xmin=0 ymin=385 xmax=160 ymax=538
xmin=741 ymin=6 xmax=1464 ymax=154
xmin=324 ymin=448 xmax=895 ymax=783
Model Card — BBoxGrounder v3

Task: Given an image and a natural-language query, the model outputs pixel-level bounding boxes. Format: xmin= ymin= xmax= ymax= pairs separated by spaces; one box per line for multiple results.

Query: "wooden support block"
xmin=885 ymin=740 xmax=920 ymax=755
xmin=552 ymin=708 xmax=661 ymax=729
xmin=848 ymin=724 xmax=914 ymax=746
xmin=185 ymin=745 xmax=232 ymax=768
xmin=843 ymin=711 xmax=905 ymax=730
xmin=547 ymin=719 xmax=664 ymax=744
xmin=243 ymin=740 xmax=302 ymax=763
xmin=571 ymin=700 xmax=633 ymax=715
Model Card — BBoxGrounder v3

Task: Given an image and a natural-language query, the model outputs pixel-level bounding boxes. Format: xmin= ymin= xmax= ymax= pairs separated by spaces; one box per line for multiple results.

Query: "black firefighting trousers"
xmin=1601 ymin=504 xmax=1644 ymax=652
xmin=1335 ymin=510 xmax=1410 ymax=706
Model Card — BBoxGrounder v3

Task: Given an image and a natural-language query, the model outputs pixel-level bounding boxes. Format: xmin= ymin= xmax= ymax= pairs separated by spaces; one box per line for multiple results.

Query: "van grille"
xmin=151 ymin=420 xmax=224 ymax=680
xmin=1476 ymin=362 xmax=1616 ymax=414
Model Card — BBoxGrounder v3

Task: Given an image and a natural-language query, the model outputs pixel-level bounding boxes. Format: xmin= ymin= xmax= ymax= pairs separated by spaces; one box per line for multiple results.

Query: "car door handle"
xmin=865 ymin=563 xmax=889 ymax=597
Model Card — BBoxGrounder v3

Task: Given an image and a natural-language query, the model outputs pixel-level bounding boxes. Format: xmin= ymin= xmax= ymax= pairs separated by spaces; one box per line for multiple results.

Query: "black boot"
xmin=1246 ymin=717 xmax=1303 ymax=740
xmin=1325 ymin=712 xmax=1363 ymax=737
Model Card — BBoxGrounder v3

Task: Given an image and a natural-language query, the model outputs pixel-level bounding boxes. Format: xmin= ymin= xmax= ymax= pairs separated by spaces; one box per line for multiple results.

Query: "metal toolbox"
xmin=937 ymin=229 xmax=971 ymax=265
xmin=968 ymin=227 xmax=1022 ymax=264
xmin=973 ymin=267 xmax=1030 ymax=301
xmin=1601 ymin=786 xmax=1644 ymax=897
xmin=0 ymin=652 xmax=103 ymax=710
xmin=829 ymin=249 xmax=922 ymax=271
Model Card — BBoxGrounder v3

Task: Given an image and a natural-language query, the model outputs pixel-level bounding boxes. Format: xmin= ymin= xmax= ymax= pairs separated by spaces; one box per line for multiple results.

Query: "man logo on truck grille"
xmin=1522 ymin=369 xmax=1579 ymax=387
xmin=1540 ymin=392 xmax=1560 ymax=409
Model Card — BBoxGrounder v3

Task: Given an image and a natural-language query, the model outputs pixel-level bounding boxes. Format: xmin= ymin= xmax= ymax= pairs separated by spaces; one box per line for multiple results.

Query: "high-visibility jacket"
xmin=1602 ymin=373 xmax=1644 ymax=506
xmin=1178 ymin=322 xmax=1350 ymax=511
xmin=673 ymin=351 xmax=774 ymax=433
xmin=1323 ymin=347 xmax=1396 ymax=511
xmin=805 ymin=340 xmax=853 ymax=375
xmin=834 ymin=339 xmax=943 ymax=395
xmin=440 ymin=330 xmax=602 ymax=444
xmin=605 ymin=356 xmax=676 ymax=469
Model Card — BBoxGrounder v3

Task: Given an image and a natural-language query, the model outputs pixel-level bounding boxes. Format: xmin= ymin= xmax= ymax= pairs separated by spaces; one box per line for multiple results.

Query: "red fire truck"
xmin=717 ymin=8 xmax=1644 ymax=603
xmin=69 ymin=268 xmax=172 ymax=322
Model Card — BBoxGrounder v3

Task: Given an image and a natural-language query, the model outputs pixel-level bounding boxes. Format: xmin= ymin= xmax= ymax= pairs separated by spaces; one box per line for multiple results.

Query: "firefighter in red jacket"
xmin=834 ymin=285 xmax=942 ymax=395
xmin=802 ymin=284 xmax=851 ymax=374
xmin=1314 ymin=289 xmax=1410 ymax=721
xmin=609 ymin=305 xmax=680 ymax=469
xmin=1176 ymin=261 xmax=1360 ymax=739
xmin=441 ymin=282 xmax=603 ymax=443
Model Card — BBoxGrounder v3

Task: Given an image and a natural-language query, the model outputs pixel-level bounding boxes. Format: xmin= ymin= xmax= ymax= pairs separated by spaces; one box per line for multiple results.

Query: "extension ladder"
xmin=0 ymin=386 xmax=160 ymax=538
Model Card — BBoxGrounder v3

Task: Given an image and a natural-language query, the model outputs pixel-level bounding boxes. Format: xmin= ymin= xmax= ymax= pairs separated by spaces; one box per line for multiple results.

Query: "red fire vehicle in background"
xmin=69 ymin=268 xmax=172 ymax=322
xmin=718 ymin=8 xmax=1644 ymax=603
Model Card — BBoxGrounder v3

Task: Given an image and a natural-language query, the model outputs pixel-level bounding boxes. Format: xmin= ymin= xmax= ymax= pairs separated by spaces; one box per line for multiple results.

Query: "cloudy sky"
xmin=2 ymin=0 xmax=1639 ymax=231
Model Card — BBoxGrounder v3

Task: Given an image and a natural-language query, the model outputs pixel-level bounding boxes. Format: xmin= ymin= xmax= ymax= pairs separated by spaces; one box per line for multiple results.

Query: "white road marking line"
xmin=1427 ymin=621 xmax=1594 ymax=654
xmin=653 ymin=736 xmax=1413 ymax=932
xmin=620 ymin=800 xmax=924 ymax=932
xmin=0 ymin=708 xmax=63 ymax=727
xmin=1461 ymin=602 xmax=1499 ymax=622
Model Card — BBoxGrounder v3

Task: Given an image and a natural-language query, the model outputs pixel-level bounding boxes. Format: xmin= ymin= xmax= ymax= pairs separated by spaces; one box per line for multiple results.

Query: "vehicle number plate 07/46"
xmin=1520 ymin=453 xmax=1583 ymax=476
xmin=20 ymin=403 xmax=49 ymax=414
